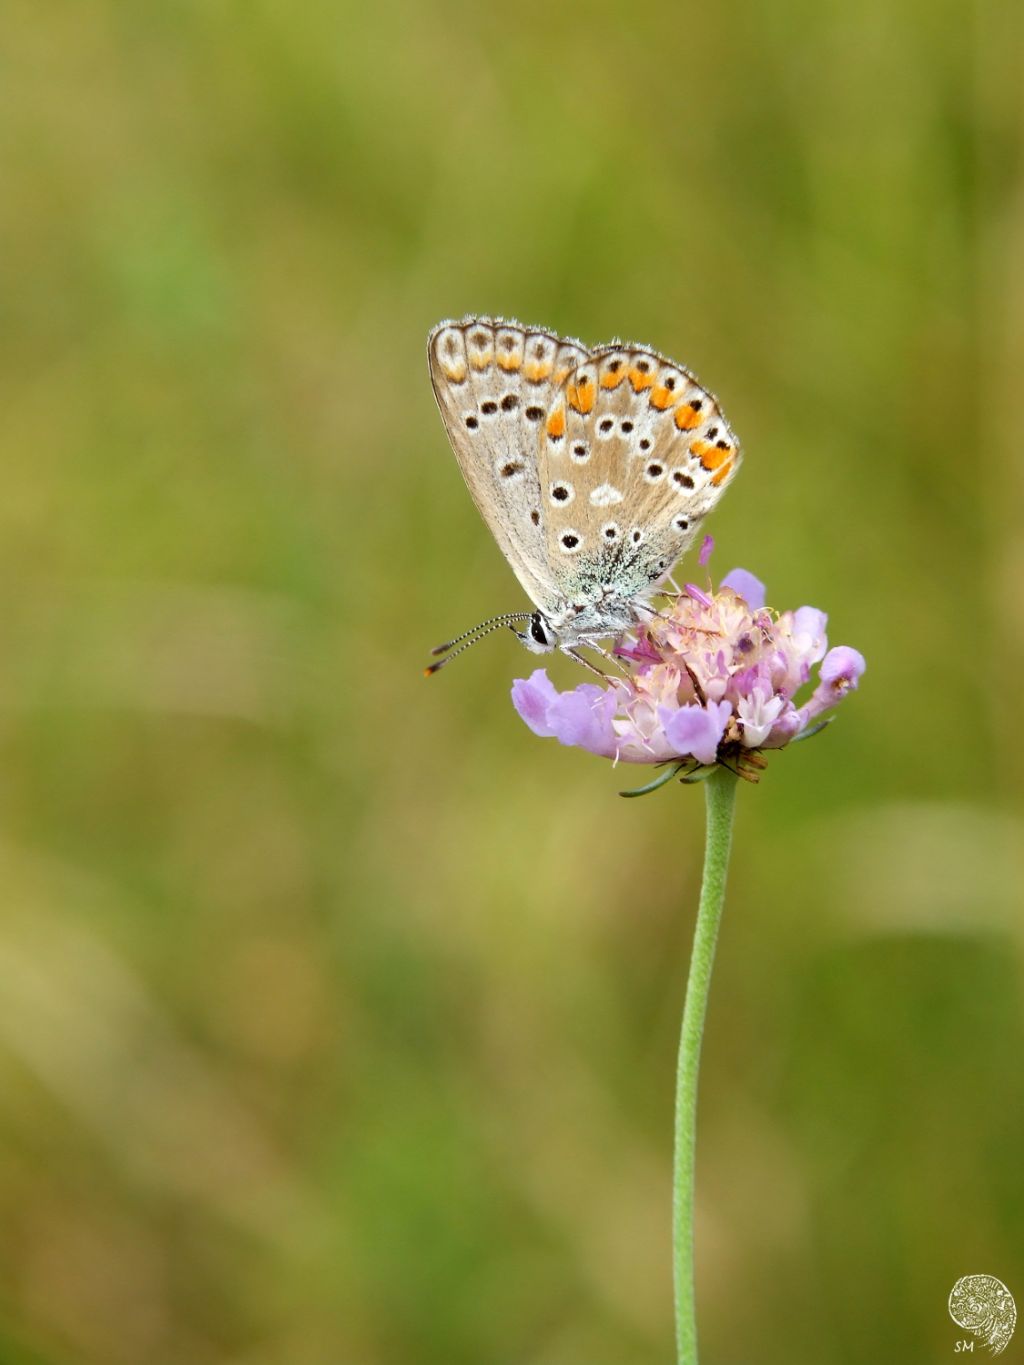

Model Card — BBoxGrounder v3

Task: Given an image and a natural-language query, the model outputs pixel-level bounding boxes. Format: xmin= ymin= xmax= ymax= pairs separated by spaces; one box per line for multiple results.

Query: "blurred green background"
xmin=1 ymin=2 xmax=1022 ymax=1362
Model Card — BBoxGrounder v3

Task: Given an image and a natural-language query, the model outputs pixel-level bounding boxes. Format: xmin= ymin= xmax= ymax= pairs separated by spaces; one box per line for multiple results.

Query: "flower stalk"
xmin=674 ymin=765 xmax=738 ymax=1365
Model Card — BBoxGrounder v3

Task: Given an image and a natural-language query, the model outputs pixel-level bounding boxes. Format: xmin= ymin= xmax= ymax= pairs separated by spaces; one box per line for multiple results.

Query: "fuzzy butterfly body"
xmin=428 ymin=316 xmax=741 ymax=659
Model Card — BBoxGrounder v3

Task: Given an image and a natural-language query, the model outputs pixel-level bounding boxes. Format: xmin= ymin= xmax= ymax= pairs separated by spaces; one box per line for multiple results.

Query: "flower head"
xmin=511 ymin=559 xmax=864 ymax=783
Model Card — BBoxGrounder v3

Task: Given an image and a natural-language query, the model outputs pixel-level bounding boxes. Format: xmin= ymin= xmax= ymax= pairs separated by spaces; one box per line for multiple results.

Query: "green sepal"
xmin=679 ymin=764 xmax=718 ymax=784
xmin=792 ymin=717 xmax=834 ymax=743
xmin=619 ymin=761 xmax=688 ymax=798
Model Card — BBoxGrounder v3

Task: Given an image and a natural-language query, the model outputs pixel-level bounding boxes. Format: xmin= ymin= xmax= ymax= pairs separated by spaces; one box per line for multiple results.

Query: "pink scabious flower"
xmin=511 ymin=557 xmax=865 ymax=783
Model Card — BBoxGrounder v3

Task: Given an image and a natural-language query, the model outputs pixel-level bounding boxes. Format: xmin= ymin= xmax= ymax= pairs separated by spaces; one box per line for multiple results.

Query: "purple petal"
xmin=729 ymin=660 xmax=772 ymax=700
xmin=698 ymin=534 xmax=715 ymax=567
xmin=615 ymin=636 xmax=661 ymax=664
xmin=659 ymin=699 xmax=732 ymax=765
xmin=765 ymin=705 xmax=802 ymax=747
xmin=720 ymin=568 xmax=766 ymax=610
xmin=820 ymin=646 xmax=866 ymax=688
xmin=791 ymin=606 xmax=829 ymax=663
xmin=685 ymin=583 xmax=713 ymax=608
xmin=547 ymin=685 xmax=618 ymax=756
xmin=511 ymin=669 xmax=560 ymax=737
xmin=794 ymin=646 xmax=867 ymax=730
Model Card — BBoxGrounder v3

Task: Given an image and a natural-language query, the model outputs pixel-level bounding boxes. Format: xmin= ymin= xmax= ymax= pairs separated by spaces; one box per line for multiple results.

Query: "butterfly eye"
xmin=529 ymin=613 xmax=553 ymax=647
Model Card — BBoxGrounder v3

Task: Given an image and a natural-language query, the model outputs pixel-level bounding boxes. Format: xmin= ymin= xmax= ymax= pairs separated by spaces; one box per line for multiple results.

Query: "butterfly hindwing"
xmin=537 ymin=344 xmax=741 ymax=597
xmin=428 ymin=317 xmax=586 ymax=610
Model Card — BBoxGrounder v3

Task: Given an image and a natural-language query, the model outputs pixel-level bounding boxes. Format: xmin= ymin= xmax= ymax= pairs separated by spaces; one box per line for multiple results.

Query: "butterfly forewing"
xmin=429 ymin=317 xmax=585 ymax=610
xmin=537 ymin=344 xmax=741 ymax=595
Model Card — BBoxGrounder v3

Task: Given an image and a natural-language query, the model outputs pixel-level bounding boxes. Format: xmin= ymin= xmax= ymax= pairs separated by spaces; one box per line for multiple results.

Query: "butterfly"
xmin=426 ymin=316 xmax=741 ymax=673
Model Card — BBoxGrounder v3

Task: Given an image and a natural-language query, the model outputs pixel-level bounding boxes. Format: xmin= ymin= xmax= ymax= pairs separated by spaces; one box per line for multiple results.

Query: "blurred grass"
xmin=1 ymin=1 xmax=1023 ymax=1362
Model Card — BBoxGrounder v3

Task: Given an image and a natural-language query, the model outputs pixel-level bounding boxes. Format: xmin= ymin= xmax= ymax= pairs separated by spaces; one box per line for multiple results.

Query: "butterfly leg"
xmin=588 ymin=642 xmax=633 ymax=679
xmin=562 ymin=646 xmax=612 ymax=680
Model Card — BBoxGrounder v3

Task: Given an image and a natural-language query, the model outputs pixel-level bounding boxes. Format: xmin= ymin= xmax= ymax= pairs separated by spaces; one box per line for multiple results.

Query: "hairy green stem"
xmin=674 ymin=765 xmax=739 ymax=1365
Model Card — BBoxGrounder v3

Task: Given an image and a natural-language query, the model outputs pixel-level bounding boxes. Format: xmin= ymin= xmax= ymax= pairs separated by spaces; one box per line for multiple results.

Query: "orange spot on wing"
xmin=650 ymin=385 xmax=674 ymax=410
xmin=690 ymin=438 xmax=729 ymax=470
xmin=497 ymin=352 xmax=521 ymax=372
xmin=600 ymin=366 xmax=626 ymax=389
xmin=554 ymin=365 xmax=572 ymax=384
xmin=567 ymin=377 xmax=595 ymax=414
xmin=675 ymin=403 xmax=702 ymax=431
xmin=546 ymin=407 xmax=566 ymax=441
xmin=443 ymin=361 xmax=467 ymax=383
xmin=524 ymin=360 xmax=553 ymax=383
xmin=711 ymin=459 xmax=734 ymax=486
xmin=470 ymin=351 xmax=493 ymax=371
xmin=629 ymin=367 xmax=654 ymax=392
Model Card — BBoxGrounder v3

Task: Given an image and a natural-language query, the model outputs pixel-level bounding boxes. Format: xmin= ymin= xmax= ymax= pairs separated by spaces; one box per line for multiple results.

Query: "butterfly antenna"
xmin=429 ymin=613 xmax=532 ymax=657
xmin=423 ymin=615 xmax=531 ymax=677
